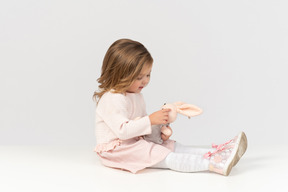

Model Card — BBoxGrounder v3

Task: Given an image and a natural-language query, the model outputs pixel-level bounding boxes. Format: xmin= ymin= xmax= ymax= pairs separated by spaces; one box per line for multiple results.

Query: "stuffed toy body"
xmin=144 ymin=102 xmax=203 ymax=144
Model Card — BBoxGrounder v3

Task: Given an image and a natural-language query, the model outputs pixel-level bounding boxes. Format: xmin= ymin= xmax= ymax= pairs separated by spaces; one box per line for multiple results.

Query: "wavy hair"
xmin=93 ymin=39 xmax=153 ymax=102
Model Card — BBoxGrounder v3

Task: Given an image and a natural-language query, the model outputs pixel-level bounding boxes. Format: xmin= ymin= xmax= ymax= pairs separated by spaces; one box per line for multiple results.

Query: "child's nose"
xmin=143 ymin=77 xmax=149 ymax=84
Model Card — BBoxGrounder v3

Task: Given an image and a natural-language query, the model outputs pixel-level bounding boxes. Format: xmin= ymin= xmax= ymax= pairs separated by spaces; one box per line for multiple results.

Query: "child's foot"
xmin=211 ymin=132 xmax=248 ymax=167
xmin=204 ymin=132 xmax=248 ymax=176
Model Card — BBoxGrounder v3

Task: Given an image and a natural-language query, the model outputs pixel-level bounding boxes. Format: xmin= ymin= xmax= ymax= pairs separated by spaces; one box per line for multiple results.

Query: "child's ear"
xmin=174 ymin=102 xmax=203 ymax=118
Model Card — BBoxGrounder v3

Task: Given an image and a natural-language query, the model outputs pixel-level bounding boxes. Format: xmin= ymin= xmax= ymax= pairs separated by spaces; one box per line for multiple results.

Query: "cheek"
xmin=131 ymin=81 xmax=141 ymax=89
xmin=136 ymin=81 xmax=142 ymax=86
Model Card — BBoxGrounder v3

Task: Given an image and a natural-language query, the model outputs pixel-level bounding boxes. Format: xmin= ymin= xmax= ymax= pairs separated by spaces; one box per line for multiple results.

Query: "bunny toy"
xmin=144 ymin=102 xmax=203 ymax=144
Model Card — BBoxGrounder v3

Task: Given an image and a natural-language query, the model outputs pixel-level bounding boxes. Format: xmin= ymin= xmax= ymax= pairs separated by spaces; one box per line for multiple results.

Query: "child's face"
xmin=127 ymin=64 xmax=152 ymax=93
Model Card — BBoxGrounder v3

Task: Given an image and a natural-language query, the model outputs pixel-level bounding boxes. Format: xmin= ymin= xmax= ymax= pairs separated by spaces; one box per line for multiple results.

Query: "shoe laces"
xmin=204 ymin=139 xmax=233 ymax=159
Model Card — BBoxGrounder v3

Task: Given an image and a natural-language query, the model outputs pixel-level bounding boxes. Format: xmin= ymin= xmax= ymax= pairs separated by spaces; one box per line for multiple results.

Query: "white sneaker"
xmin=204 ymin=132 xmax=248 ymax=176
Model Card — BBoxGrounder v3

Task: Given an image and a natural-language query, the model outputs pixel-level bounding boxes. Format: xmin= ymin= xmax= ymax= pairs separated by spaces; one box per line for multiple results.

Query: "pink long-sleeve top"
xmin=95 ymin=91 xmax=152 ymax=145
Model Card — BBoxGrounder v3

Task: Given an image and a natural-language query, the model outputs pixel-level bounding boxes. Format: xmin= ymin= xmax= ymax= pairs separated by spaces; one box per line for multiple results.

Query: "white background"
xmin=1 ymin=0 xmax=287 ymax=147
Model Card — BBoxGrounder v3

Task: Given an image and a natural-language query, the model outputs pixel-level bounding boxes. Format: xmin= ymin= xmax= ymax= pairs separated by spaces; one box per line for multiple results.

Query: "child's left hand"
xmin=161 ymin=126 xmax=172 ymax=141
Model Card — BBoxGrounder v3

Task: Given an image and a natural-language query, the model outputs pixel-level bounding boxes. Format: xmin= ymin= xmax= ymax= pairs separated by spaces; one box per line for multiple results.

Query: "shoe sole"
xmin=233 ymin=132 xmax=248 ymax=167
xmin=223 ymin=132 xmax=248 ymax=176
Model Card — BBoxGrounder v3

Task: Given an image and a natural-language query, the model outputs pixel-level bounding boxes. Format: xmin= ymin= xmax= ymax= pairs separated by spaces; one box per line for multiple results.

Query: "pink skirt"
xmin=95 ymin=137 xmax=175 ymax=173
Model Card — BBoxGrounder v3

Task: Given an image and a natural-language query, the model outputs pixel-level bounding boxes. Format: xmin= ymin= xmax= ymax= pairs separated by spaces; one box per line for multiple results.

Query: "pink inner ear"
xmin=174 ymin=102 xmax=203 ymax=117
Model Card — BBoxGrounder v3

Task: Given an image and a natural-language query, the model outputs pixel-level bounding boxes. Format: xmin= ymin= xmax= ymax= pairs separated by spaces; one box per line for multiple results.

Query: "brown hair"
xmin=93 ymin=39 xmax=153 ymax=102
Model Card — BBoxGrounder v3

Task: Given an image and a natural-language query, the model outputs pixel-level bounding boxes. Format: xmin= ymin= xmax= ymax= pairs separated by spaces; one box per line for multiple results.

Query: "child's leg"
xmin=174 ymin=142 xmax=212 ymax=155
xmin=151 ymin=132 xmax=247 ymax=175
xmin=150 ymin=152 xmax=209 ymax=172
xmin=150 ymin=143 xmax=211 ymax=172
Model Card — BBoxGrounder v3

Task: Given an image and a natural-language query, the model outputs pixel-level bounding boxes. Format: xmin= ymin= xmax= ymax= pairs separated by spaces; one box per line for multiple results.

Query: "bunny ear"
xmin=174 ymin=102 xmax=203 ymax=118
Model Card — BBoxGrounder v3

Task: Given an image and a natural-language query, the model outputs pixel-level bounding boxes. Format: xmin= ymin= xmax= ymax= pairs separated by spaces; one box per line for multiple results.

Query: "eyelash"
xmin=137 ymin=74 xmax=150 ymax=80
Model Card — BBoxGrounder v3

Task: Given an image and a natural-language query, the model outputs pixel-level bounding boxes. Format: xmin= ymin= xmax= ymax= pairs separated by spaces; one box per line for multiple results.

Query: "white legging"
xmin=150 ymin=142 xmax=212 ymax=172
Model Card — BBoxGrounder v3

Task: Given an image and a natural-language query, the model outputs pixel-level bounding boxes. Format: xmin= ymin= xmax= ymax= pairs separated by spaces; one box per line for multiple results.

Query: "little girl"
xmin=93 ymin=39 xmax=247 ymax=176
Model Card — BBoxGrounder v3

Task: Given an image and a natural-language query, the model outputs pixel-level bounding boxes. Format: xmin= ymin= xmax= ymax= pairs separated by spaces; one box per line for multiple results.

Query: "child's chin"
xmin=136 ymin=88 xmax=143 ymax=92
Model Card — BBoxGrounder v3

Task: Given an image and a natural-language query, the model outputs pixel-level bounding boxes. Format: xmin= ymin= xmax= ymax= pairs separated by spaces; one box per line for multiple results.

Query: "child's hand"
xmin=149 ymin=109 xmax=171 ymax=125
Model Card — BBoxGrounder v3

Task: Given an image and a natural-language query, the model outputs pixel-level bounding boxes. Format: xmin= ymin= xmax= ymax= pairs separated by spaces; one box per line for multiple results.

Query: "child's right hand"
xmin=149 ymin=109 xmax=171 ymax=125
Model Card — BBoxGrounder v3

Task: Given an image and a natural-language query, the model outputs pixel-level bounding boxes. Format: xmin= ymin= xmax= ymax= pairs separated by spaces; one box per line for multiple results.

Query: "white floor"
xmin=0 ymin=145 xmax=287 ymax=192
